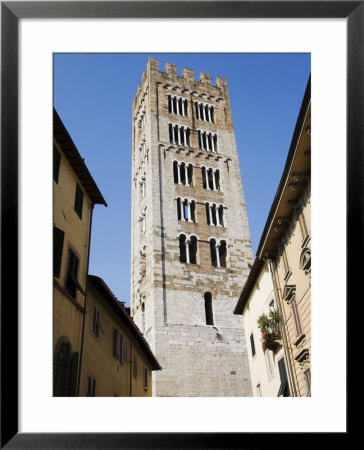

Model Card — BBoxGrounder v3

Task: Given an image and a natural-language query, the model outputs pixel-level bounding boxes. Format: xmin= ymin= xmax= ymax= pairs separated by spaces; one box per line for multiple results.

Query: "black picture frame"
xmin=1 ymin=1 xmax=356 ymax=448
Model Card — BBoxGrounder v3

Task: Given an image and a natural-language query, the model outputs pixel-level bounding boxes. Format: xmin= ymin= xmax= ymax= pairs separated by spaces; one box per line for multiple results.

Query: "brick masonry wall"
xmin=131 ymin=58 xmax=253 ymax=396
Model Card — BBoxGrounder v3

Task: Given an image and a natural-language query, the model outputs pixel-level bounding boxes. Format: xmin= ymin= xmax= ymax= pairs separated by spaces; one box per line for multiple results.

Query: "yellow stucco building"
xmin=79 ymin=276 xmax=161 ymax=397
xmin=53 ymin=109 xmax=107 ymax=396
xmin=235 ymin=77 xmax=311 ymax=397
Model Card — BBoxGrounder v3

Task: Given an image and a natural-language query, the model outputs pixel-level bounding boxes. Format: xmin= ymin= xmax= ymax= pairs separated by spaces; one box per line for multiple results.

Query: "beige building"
xmin=130 ymin=58 xmax=253 ymax=396
xmin=53 ymin=109 xmax=107 ymax=396
xmin=235 ymin=77 xmax=311 ymax=397
xmin=236 ymin=259 xmax=287 ymax=396
xmin=79 ymin=276 xmax=161 ymax=397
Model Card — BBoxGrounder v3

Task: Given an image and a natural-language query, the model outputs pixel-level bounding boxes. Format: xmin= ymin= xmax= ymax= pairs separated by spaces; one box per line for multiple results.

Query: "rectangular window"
xmin=86 ymin=375 xmax=96 ymax=397
xmin=53 ymin=145 xmax=61 ymax=183
xmin=92 ymin=306 xmax=100 ymax=338
xmin=250 ymin=333 xmax=256 ymax=358
xmin=113 ymin=330 xmax=128 ymax=363
xmin=291 ymin=298 xmax=303 ymax=337
xmin=65 ymin=248 xmax=79 ymax=298
xmin=265 ymin=349 xmax=274 ymax=378
xmin=304 ymin=368 xmax=311 ymax=396
xmin=277 ymin=358 xmax=290 ymax=397
xmin=282 ymin=248 xmax=290 ymax=274
xmin=143 ymin=367 xmax=148 ymax=390
xmin=53 ymin=226 xmax=64 ymax=278
xmin=74 ymin=183 xmax=84 ymax=219
xmin=133 ymin=354 xmax=138 ymax=378
xmin=256 ymin=383 xmax=262 ymax=397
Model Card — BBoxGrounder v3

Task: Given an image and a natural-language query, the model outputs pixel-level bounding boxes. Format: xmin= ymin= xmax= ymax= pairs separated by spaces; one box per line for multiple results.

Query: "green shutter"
xmin=53 ymin=227 xmax=64 ymax=278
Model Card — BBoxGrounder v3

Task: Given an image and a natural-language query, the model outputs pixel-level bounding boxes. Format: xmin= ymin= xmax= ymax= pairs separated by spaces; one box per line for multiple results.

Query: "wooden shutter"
xmin=278 ymin=358 xmax=290 ymax=397
xmin=74 ymin=183 xmax=84 ymax=219
xmin=53 ymin=145 xmax=61 ymax=183
xmin=120 ymin=335 xmax=128 ymax=362
xmin=91 ymin=378 xmax=96 ymax=397
xmin=53 ymin=226 xmax=64 ymax=278
xmin=113 ymin=329 xmax=120 ymax=359
xmin=144 ymin=367 xmax=148 ymax=390
xmin=69 ymin=352 xmax=79 ymax=397
xmin=250 ymin=333 xmax=256 ymax=357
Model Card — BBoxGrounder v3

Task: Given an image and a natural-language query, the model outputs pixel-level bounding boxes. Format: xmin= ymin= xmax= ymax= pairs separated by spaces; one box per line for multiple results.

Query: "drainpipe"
xmin=268 ymin=258 xmax=297 ymax=397
xmin=77 ymin=204 xmax=94 ymax=397
xmin=129 ymin=341 xmax=133 ymax=397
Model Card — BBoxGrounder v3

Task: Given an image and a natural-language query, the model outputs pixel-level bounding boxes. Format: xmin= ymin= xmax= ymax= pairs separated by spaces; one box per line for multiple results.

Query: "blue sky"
xmin=54 ymin=53 xmax=310 ymax=305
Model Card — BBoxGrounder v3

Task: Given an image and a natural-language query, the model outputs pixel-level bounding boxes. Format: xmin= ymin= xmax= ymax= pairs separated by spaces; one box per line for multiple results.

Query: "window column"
xmin=215 ymin=242 xmax=221 ymax=267
xmin=212 ymin=170 xmax=217 ymax=190
xmin=184 ymin=164 xmax=189 ymax=186
xmin=216 ymin=205 xmax=221 ymax=227
xmin=177 ymin=163 xmax=182 ymax=184
xmin=185 ymin=239 xmax=190 ymax=264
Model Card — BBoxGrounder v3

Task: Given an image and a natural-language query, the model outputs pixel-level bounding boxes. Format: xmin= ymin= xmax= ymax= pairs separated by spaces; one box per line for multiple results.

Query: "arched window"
xmin=187 ymin=164 xmax=193 ymax=186
xmin=173 ymin=161 xmax=179 ymax=184
xmin=210 ymin=239 xmax=227 ymax=268
xmin=210 ymin=239 xmax=217 ymax=267
xmin=177 ymin=198 xmax=182 ymax=220
xmin=219 ymin=240 xmax=227 ymax=268
xmin=189 ymin=236 xmax=198 ymax=264
xmin=204 ymin=292 xmax=214 ymax=325
xmin=218 ymin=205 xmax=224 ymax=227
xmin=179 ymin=234 xmax=198 ymax=264
xmin=202 ymin=167 xmax=207 ymax=189
xmin=179 ymin=234 xmax=187 ymax=263
xmin=215 ymin=170 xmax=220 ymax=190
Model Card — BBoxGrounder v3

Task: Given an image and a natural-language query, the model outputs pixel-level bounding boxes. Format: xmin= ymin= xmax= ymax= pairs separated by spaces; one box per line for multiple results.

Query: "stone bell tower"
xmin=130 ymin=58 xmax=253 ymax=396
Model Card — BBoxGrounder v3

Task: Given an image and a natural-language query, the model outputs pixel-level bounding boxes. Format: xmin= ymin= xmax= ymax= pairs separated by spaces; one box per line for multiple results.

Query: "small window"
xmin=269 ymin=299 xmax=275 ymax=311
xmin=256 ymin=383 xmax=262 ymax=397
xmin=113 ymin=330 xmax=128 ymax=363
xmin=250 ymin=333 xmax=256 ymax=357
xmin=304 ymin=368 xmax=311 ymax=396
xmin=53 ymin=145 xmax=61 ymax=183
xmin=86 ymin=375 xmax=96 ymax=397
xmin=65 ymin=248 xmax=79 ymax=298
xmin=53 ymin=226 xmax=64 ymax=278
xmin=92 ymin=306 xmax=100 ymax=338
xmin=265 ymin=349 xmax=274 ymax=378
xmin=204 ymin=292 xmax=214 ymax=325
xmin=143 ymin=367 xmax=148 ymax=390
xmin=278 ymin=358 xmax=290 ymax=397
xmin=133 ymin=354 xmax=138 ymax=378
xmin=74 ymin=183 xmax=84 ymax=219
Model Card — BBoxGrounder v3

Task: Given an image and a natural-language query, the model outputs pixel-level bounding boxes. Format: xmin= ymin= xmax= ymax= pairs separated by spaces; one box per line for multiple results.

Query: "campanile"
xmin=131 ymin=58 xmax=253 ymax=396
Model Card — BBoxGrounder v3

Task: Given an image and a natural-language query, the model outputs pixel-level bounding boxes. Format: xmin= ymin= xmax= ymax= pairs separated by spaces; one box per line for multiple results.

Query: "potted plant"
xmin=257 ymin=308 xmax=282 ymax=351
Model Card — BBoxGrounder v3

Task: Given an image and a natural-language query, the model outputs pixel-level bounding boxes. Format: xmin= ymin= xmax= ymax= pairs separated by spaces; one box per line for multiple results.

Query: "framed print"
xmin=1 ymin=1 xmax=358 ymax=448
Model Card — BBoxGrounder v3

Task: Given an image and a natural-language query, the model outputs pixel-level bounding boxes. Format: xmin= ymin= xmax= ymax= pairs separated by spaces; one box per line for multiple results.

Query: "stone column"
xmin=171 ymin=96 xmax=174 ymax=114
xmin=183 ymin=128 xmax=187 ymax=146
xmin=177 ymin=163 xmax=182 ymax=184
xmin=215 ymin=243 xmax=220 ymax=267
xmin=204 ymin=168 xmax=209 ymax=189
xmin=177 ymin=126 xmax=181 ymax=145
xmin=208 ymin=106 xmax=212 ymax=122
xmin=187 ymin=200 xmax=192 ymax=222
xmin=208 ymin=204 xmax=213 ymax=225
xmin=216 ymin=205 xmax=221 ymax=226
xmin=212 ymin=170 xmax=217 ymax=191
xmin=202 ymin=104 xmax=206 ymax=121
xmin=179 ymin=199 xmax=184 ymax=219
xmin=185 ymin=240 xmax=190 ymax=264
xmin=185 ymin=164 xmax=189 ymax=186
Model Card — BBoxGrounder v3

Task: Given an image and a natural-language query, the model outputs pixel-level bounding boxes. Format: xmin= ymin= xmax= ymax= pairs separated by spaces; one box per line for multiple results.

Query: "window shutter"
xmin=69 ymin=352 xmax=79 ymax=397
xmin=74 ymin=183 xmax=84 ymax=219
xmin=53 ymin=227 xmax=64 ymax=278
xmin=250 ymin=333 xmax=256 ymax=357
xmin=53 ymin=145 xmax=61 ymax=183
xmin=113 ymin=329 xmax=120 ymax=359
xmin=122 ymin=337 xmax=129 ymax=363
xmin=92 ymin=378 xmax=96 ymax=397
xmin=96 ymin=309 xmax=100 ymax=337
xmin=277 ymin=358 xmax=290 ymax=397
xmin=86 ymin=376 xmax=91 ymax=396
